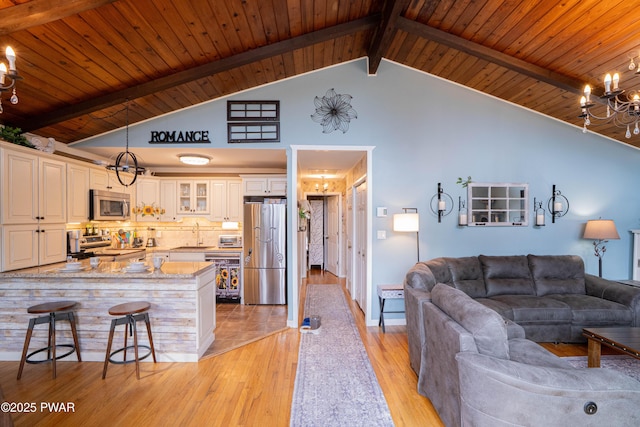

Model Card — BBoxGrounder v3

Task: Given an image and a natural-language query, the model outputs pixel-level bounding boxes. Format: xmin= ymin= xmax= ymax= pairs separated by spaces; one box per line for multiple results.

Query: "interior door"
xmin=346 ymin=187 xmax=354 ymax=295
xmin=326 ymin=195 xmax=339 ymax=276
xmin=355 ymin=181 xmax=367 ymax=312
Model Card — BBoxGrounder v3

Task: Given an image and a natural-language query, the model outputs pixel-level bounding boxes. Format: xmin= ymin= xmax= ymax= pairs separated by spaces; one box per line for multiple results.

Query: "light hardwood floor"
xmin=0 ymin=270 xmax=441 ymax=426
xmin=0 ymin=271 xmax=593 ymax=426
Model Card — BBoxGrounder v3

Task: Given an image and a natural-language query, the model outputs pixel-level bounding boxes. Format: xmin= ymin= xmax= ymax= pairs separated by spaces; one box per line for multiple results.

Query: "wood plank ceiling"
xmin=1 ymin=0 xmax=639 ymax=148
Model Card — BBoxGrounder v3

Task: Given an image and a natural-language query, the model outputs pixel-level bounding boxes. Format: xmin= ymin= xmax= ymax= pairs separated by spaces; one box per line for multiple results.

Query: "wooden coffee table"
xmin=582 ymin=327 xmax=640 ymax=367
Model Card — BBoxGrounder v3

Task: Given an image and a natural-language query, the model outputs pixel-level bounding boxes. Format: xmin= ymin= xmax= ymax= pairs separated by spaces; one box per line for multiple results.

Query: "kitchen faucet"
xmin=193 ymin=222 xmax=201 ymax=246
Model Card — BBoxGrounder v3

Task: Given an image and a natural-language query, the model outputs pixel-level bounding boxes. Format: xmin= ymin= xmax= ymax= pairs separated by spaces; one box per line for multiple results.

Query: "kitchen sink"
xmin=171 ymin=246 xmax=217 ymax=251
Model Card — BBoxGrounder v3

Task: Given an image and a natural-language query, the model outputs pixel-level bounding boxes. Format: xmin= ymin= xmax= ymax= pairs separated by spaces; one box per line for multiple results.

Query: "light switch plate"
xmin=377 ymin=230 xmax=386 ymax=239
xmin=377 ymin=207 xmax=388 ymax=217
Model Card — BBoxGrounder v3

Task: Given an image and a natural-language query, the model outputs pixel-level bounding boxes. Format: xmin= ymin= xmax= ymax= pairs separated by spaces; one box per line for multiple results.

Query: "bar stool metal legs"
xmin=102 ymin=301 xmax=156 ymax=380
xmin=17 ymin=301 xmax=81 ymax=380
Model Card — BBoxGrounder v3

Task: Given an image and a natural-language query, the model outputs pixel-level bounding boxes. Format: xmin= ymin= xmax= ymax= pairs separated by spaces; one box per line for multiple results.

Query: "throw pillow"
xmin=431 ymin=283 xmax=510 ymax=359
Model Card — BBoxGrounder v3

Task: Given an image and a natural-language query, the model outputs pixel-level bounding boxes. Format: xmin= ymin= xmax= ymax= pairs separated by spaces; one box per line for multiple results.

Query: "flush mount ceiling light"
xmin=179 ymin=154 xmax=210 ymax=165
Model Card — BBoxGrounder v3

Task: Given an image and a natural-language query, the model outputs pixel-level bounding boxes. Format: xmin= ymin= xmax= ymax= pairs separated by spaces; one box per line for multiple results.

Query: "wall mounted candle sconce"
xmin=548 ymin=184 xmax=569 ymax=223
xmin=458 ymin=197 xmax=468 ymax=226
xmin=533 ymin=197 xmax=545 ymax=226
xmin=431 ymin=183 xmax=453 ymax=223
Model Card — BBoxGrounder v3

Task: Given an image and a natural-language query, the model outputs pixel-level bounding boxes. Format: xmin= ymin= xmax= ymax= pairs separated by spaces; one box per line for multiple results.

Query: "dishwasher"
xmin=206 ymin=251 xmax=242 ymax=303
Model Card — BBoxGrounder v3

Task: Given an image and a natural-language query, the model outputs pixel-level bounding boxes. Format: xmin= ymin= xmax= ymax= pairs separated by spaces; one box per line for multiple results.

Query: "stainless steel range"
xmin=70 ymin=233 xmax=146 ymax=261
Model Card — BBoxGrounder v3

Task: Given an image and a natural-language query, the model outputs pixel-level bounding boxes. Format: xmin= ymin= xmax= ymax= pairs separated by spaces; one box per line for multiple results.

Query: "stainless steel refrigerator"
xmin=243 ymin=202 xmax=286 ymax=304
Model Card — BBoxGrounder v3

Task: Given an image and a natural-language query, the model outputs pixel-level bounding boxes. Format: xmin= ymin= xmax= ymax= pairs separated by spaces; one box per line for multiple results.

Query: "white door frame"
xmin=302 ymin=192 xmax=342 ymax=276
xmin=290 ymin=145 xmax=374 ymax=328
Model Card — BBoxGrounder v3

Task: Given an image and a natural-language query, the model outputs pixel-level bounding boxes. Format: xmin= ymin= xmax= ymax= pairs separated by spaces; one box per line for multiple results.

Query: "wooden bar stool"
xmin=102 ymin=301 xmax=157 ymax=380
xmin=17 ymin=301 xmax=81 ymax=380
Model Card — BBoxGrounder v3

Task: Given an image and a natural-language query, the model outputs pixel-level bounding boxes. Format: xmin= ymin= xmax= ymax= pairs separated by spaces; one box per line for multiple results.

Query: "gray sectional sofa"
xmin=403 ymin=254 xmax=640 ymax=426
xmin=425 ymin=283 xmax=640 ymax=426
xmin=404 ymin=254 xmax=640 ymax=375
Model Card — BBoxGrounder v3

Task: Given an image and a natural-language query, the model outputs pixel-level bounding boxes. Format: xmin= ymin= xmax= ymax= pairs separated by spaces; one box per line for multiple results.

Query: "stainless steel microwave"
xmin=89 ymin=189 xmax=131 ymax=221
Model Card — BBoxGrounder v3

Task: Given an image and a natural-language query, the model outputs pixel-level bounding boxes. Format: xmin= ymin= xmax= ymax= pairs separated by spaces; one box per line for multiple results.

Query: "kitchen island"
xmin=0 ymin=260 xmax=216 ymax=362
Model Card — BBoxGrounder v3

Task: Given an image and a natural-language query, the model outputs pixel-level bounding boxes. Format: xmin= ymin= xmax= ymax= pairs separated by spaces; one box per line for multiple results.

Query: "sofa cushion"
xmin=490 ymin=295 xmax=572 ymax=324
xmin=528 ymin=254 xmax=586 ymax=296
xmin=508 ymin=338 xmax=573 ymax=369
xmin=445 ymin=256 xmax=486 ymax=298
xmin=431 ymin=283 xmax=510 ymax=359
xmin=404 ymin=262 xmax=437 ymax=290
xmin=479 ymin=255 xmax=535 ymax=297
xmin=547 ymin=294 xmax=633 ymax=326
xmin=423 ymin=258 xmax=452 ymax=286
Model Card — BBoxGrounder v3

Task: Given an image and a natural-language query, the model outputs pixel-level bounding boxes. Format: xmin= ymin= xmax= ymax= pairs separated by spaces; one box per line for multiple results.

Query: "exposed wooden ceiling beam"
xmin=396 ymin=16 xmax=586 ymax=96
xmin=367 ymin=0 xmax=410 ymax=75
xmin=0 ymin=0 xmax=119 ymax=35
xmin=23 ymin=14 xmax=380 ymax=133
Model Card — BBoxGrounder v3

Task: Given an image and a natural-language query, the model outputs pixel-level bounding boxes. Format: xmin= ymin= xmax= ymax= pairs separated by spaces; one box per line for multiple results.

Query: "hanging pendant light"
xmin=108 ymin=100 xmax=145 ymax=186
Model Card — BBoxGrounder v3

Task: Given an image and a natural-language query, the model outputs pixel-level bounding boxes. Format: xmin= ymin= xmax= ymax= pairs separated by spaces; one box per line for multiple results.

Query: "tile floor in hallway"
xmin=201 ymin=269 xmax=338 ymax=359
xmin=201 ymin=302 xmax=289 ymax=358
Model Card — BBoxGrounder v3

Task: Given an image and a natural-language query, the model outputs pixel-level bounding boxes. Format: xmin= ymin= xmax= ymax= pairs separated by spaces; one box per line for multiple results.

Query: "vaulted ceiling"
xmin=2 ymin=0 xmax=640 ymax=148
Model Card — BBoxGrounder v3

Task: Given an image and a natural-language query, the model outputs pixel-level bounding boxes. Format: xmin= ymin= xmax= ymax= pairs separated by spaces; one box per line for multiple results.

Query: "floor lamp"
xmin=394 ymin=208 xmax=420 ymax=263
xmin=583 ymin=219 xmax=620 ymax=277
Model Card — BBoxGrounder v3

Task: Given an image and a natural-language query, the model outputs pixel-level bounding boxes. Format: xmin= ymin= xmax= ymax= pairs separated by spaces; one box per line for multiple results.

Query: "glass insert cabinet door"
xmin=467 ymin=183 xmax=528 ymax=226
xmin=178 ymin=181 xmax=209 ymax=214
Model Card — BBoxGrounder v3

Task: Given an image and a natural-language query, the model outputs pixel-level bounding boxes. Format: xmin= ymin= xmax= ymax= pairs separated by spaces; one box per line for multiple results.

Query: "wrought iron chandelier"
xmin=0 ymin=46 xmax=21 ymax=113
xmin=579 ymin=56 xmax=640 ymax=138
xmin=107 ymin=101 xmax=145 ymax=186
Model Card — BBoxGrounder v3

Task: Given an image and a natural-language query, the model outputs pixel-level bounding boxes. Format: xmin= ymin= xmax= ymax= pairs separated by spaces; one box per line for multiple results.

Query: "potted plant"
xmin=0 ymin=125 xmax=33 ymax=148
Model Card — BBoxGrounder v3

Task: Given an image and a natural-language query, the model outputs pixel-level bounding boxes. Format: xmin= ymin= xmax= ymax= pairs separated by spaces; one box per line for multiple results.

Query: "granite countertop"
xmin=1 ymin=260 xmax=215 ymax=278
xmin=146 ymin=246 xmax=242 ymax=254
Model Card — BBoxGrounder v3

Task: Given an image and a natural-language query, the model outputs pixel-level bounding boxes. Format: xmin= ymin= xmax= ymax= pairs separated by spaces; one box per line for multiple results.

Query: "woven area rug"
xmin=290 ymin=284 xmax=394 ymax=427
xmin=564 ymin=355 xmax=640 ymax=382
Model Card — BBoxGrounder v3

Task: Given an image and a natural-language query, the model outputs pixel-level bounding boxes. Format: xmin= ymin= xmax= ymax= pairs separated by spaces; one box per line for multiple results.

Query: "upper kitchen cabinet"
xmin=67 ymin=162 xmax=90 ymax=223
xmin=178 ymin=181 xmax=209 ymax=215
xmin=89 ymin=167 xmax=135 ymax=195
xmin=242 ymin=175 xmax=287 ymax=196
xmin=160 ymin=180 xmax=178 ymax=221
xmin=210 ymin=179 xmax=242 ymax=222
xmin=136 ymin=177 xmax=161 ymax=222
xmin=1 ymin=146 xmax=66 ymax=224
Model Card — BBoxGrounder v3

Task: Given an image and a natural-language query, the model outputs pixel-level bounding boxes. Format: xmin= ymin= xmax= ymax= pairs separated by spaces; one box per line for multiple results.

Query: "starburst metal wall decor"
xmin=310 ymin=88 xmax=358 ymax=133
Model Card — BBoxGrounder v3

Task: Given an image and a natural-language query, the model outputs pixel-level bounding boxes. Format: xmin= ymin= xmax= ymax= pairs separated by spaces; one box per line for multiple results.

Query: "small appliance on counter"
xmin=146 ymin=228 xmax=158 ymax=247
xmin=218 ymin=234 xmax=242 ymax=248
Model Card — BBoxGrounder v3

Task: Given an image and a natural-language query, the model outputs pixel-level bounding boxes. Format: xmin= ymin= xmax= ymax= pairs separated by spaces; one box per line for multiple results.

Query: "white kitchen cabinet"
xmin=0 ymin=145 xmax=67 ymax=271
xmin=2 ymin=150 xmax=67 ymax=224
xmin=177 ymin=181 xmax=209 ymax=215
xmin=197 ymin=278 xmax=216 ymax=352
xmin=1 ymin=223 xmax=67 ymax=271
xmin=67 ymin=162 xmax=90 ymax=223
xmin=242 ymin=175 xmax=286 ymax=196
xmin=136 ymin=177 xmax=161 ymax=222
xmin=89 ymin=167 xmax=135 ymax=194
xmin=196 ymin=267 xmax=216 ymax=354
xmin=160 ymin=180 xmax=178 ymax=221
xmin=1 ymin=148 xmax=67 ymax=224
xmin=169 ymin=251 xmax=205 ymax=262
xmin=210 ymin=179 xmax=242 ymax=222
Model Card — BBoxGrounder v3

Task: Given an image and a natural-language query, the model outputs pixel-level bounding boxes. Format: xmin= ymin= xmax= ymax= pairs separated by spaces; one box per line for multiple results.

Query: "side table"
xmin=377 ymin=284 xmax=405 ymax=333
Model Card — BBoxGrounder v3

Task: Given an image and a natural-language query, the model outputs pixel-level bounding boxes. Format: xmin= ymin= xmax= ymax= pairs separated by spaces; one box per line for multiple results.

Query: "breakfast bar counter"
xmin=0 ymin=261 xmax=217 ymax=362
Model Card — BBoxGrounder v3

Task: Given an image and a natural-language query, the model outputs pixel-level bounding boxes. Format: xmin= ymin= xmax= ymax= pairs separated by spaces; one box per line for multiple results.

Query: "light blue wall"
xmin=76 ymin=58 xmax=640 ymax=324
